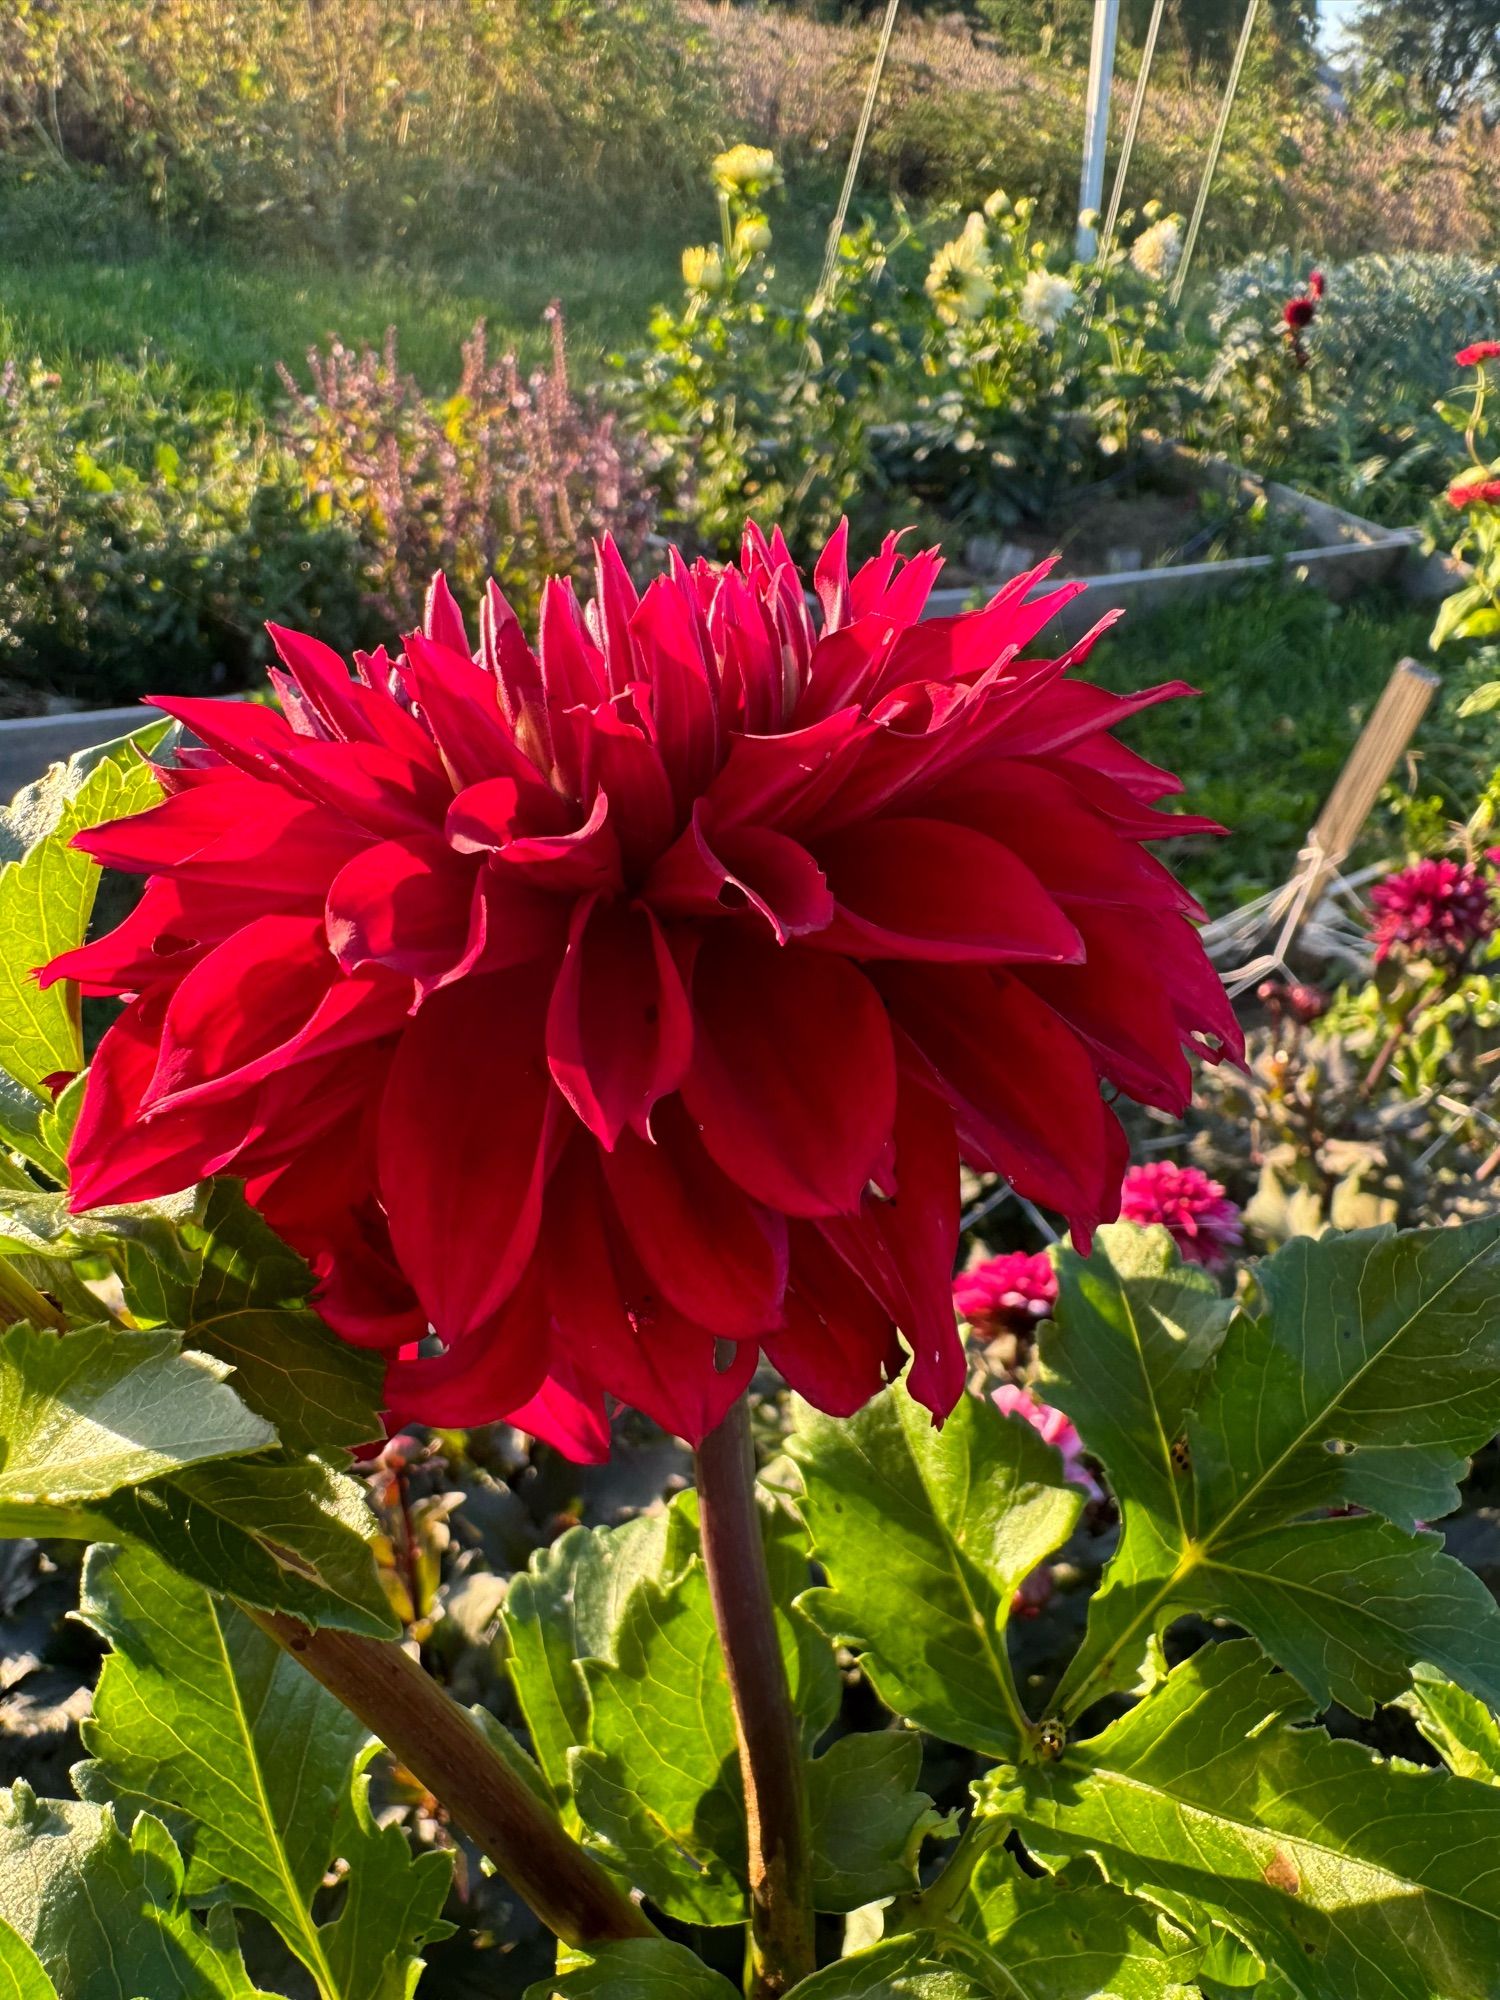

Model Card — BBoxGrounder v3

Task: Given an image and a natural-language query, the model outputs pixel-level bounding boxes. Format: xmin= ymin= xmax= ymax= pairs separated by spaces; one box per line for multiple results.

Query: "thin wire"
xmin=1169 ymin=0 xmax=1260 ymax=309
xmin=1099 ymin=0 xmax=1166 ymax=259
xmin=813 ymin=0 xmax=902 ymax=312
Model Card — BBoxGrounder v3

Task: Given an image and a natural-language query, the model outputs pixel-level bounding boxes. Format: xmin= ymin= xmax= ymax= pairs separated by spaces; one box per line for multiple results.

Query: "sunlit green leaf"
xmin=521 ymin=1939 xmax=740 ymax=1999
xmin=990 ymin=1639 xmax=1500 ymax=2000
xmin=0 ymin=1322 xmax=273 ymax=1537
xmin=0 ymin=723 xmax=170 ymax=1094
xmin=0 ymin=1783 xmax=265 ymax=1998
xmin=791 ymin=1381 xmax=1081 ymax=1756
xmin=79 ymin=1544 xmax=450 ymax=1997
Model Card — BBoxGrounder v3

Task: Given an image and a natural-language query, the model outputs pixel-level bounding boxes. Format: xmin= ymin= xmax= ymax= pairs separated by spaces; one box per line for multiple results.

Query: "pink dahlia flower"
xmin=1369 ymin=857 xmax=1496 ymax=965
xmin=1118 ymin=1160 xmax=1242 ymax=1269
xmin=45 ymin=525 xmax=1239 ymax=1458
xmin=994 ymin=1384 xmax=1099 ymax=1497
xmin=953 ymin=1250 xmax=1058 ymax=1338
xmin=1456 ymin=341 xmax=1500 ymax=368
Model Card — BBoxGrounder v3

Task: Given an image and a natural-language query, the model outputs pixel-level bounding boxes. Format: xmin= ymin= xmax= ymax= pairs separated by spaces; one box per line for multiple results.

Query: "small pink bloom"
xmin=1369 ymin=856 xmax=1496 ymax=964
xmin=1456 ymin=341 xmax=1500 ymax=368
xmin=1308 ymin=269 xmax=1326 ymax=300
xmin=1119 ymin=1160 xmax=1242 ymax=1270
xmin=953 ymin=1250 xmax=1057 ymax=1338
xmin=994 ymin=1383 xmax=1100 ymax=1497
xmin=1283 ymin=295 xmax=1316 ymax=331
xmin=1011 ymin=1563 xmax=1055 ymax=1619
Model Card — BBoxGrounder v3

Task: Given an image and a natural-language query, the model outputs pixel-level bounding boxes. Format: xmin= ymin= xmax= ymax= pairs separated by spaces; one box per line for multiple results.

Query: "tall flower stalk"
xmin=696 ymin=1399 xmax=815 ymax=1997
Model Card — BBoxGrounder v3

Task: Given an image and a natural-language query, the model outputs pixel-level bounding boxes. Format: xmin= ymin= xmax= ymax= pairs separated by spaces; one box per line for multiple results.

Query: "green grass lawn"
xmin=0 ymin=170 xmax=827 ymax=395
xmin=1098 ymin=578 xmax=1490 ymax=906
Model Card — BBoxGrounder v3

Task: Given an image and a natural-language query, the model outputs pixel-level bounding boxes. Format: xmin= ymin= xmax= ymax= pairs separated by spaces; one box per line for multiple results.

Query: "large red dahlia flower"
xmin=44 ymin=526 xmax=1240 ymax=1458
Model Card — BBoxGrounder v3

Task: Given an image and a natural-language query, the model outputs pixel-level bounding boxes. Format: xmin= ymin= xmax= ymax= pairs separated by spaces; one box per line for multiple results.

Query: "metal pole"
xmin=1100 ymin=0 xmax=1166 ymax=260
xmin=1076 ymin=0 xmax=1121 ymax=260
xmin=1169 ymin=0 xmax=1260 ymax=307
xmin=813 ymin=0 xmax=902 ymax=312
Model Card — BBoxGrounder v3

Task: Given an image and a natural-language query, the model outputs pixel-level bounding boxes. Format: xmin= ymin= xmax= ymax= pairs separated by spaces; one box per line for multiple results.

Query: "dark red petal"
xmin=704 ymin=709 xmax=869 ymax=834
xmin=580 ymin=703 xmax=677 ymax=874
xmin=878 ymin=963 xmax=1118 ymax=1238
xmin=68 ymin=991 xmax=230 ymax=1208
xmin=504 ymin=1358 xmax=613 ymax=1463
xmin=261 ymin=736 xmax=453 ymax=841
xmin=75 ymin=783 xmax=371 ymax=901
xmin=809 ymin=817 xmax=1082 ymax=965
xmin=683 ymin=933 xmax=896 ymax=1217
xmin=438 ymin=864 xmax=570 ymax=987
xmin=816 ymin=1055 xmax=964 ymax=1418
xmin=920 ymin=765 xmax=1205 ymax=918
xmin=378 ymin=966 xmax=557 ymax=1340
xmin=813 ymin=519 xmax=851 ymax=631
xmin=42 ymin=876 xmax=217 ymax=994
xmin=602 ymin=1102 xmax=788 ymax=1337
xmin=763 ymin=1223 xmax=901 ymax=1417
xmin=144 ymin=916 xmax=411 ymax=1112
xmin=646 ymin=806 xmax=834 ymax=943
xmin=539 ymin=576 xmax=607 ymax=712
xmin=326 ymin=834 xmax=479 ymax=988
xmin=546 ymin=896 xmax=691 ymax=1149
xmin=544 ymin=1142 xmax=757 ymax=1445
xmin=1017 ymin=906 xmax=1196 ymax=1110
xmin=629 ymin=574 xmax=720 ymax=811
xmin=145 ymin=695 xmax=308 ymax=790
xmin=593 ymin=537 xmax=642 ymax=695
xmin=288 ymin=635 xmax=449 ymax=765
xmin=424 ymin=572 xmax=471 ymax=657
xmin=402 ymin=631 xmax=541 ymax=796
xmin=384 ymin=1258 xmax=552 ymax=1428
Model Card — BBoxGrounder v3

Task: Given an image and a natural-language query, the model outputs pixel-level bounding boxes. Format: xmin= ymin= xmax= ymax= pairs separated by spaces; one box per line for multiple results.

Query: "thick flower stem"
xmin=249 ymin=1608 xmax=653 ymax=1949
xmin=694 ymin=1397 xmax=816 ymax=2000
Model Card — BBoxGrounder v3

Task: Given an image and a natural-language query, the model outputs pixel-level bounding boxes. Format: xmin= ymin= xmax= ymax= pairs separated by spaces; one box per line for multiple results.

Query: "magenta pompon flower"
xmin=1369 ymin=856 xmax=1497 ymax=965
xmin=1118 ymin=1160 xmax=1243 ymax=1270
xmin=1456 ymin=341 xmax=1500 ymax=368
xmin=953 ymin=1250 xmax=1058 ymax=1338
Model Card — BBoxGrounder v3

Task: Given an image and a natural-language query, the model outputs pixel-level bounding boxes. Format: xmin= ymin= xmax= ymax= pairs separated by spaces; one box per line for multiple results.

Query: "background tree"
xmin=1350 ymin=0 xmax=1500 ymax=128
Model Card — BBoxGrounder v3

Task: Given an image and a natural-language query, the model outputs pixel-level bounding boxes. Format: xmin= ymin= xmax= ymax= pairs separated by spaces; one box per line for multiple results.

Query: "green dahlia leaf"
xmin=567 ymin=1489 xmax=917 ymax=1926
xmin=787 ymin=1935 xmax=987 ymax=1998
xmin=989 ymin=1638 xmax=1500 ymax=2000
xmin=1398 ymin=1665 xmax=1500 ymax=1784
xmin=502 ymin=1512 xmax=683 ymax=1823
xmin=521 ymin=1939 xmax=740 ymax=1999
xmin=0 ymin=1181 xmax=384 ymax=1456
xmin=790 ymin=1380 xmax=1081 ymax=1756
xmin=1044 ymin=1219 xmax=1500 ymax=1719
xmin=0 ymin=1784 xmax=266 ymax=1999
xmin=0 ymin=1322 xmax=273 ymax=1536
xmin=177 ymin=1184 xmax=385 ymax=1455
xmin=570 ymin=1552 xmax=764 ymax=1926
xmin=806 ymin=1730 xmax=940 ymax=1913
xmin=96 ymin=1449 xmax=398 ymax=1637
xmin=78 ymin=1544 xmax=450 ymax=1999
xmin=0 ymin=722 xmax=170 ymax=1096
xmin=962 ymin=1855 xmax=1207 ymax=1998
xmin=0 ymin=1918 xmax=56 ymax=2000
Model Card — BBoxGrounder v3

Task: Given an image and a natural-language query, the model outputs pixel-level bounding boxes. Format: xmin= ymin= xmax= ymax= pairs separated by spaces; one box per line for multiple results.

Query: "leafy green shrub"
xmin=0 ymin=357 xmax=364 ymax=707
xmin=622 ymin=151 xmax=1190 ymax=558
xmin=1205 ymin=250 xmax=1500 ymax=523
xmin=0 ymin=0 xmax=721 ymax=252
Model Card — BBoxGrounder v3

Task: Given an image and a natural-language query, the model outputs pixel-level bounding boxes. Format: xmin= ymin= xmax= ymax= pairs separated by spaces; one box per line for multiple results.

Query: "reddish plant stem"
xmin=694 ymin=1397 xmax=815 ymax=2000
xmin=249 ymin=1608 xmax=653 ymax=1949
xmin=1360 ymin=985 xmax=1438 ymax=1101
